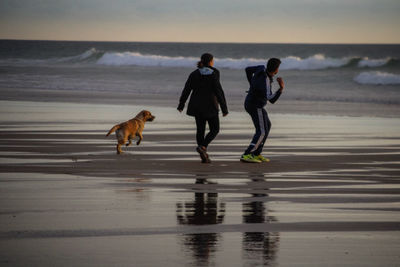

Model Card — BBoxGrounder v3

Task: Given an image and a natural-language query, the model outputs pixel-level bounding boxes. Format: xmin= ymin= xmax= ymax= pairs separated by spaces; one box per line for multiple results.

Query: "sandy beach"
xmin=0 ymin=99 xmax=399 ymax=266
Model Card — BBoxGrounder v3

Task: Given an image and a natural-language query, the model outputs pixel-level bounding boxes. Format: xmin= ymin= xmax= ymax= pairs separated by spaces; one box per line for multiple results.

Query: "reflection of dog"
xmin=106 ymin=110 xmax=155 ymax=154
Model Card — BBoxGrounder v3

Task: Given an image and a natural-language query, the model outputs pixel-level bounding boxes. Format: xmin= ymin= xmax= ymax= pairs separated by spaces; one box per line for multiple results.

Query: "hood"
xmin=198 ymin=67 xmax=214 ymax=75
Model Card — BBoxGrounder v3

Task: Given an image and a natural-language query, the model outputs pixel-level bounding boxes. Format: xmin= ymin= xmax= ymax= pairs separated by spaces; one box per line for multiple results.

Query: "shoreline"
xmin=1 ymin=99 xmax=399 ymax=177
xmin=1 ymin=88 xmax=400 ymax=118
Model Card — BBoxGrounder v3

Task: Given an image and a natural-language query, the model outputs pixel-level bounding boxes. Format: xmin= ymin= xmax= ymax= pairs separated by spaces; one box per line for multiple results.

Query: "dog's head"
xmin=139 ymin=110 xmax=155 ymax=122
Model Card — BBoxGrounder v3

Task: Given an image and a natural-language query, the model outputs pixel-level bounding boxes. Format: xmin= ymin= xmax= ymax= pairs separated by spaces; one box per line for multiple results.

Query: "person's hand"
xmin=178 ymin=109 xmax=183 ymax=113
xmin=277 ymin=77 xmax=284 ymax=90
xmin=223 ymin=112 xmax=228 ymax=117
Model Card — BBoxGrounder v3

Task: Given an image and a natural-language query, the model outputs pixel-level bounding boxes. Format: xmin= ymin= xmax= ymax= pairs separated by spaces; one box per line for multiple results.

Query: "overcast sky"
xmin=0 ymin=0 xmax=399 ymax=43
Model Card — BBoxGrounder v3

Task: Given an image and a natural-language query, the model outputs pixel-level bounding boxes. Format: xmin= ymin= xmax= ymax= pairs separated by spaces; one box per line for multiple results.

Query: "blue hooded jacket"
xmin=245 ymin=65 xmax=281 ymax=108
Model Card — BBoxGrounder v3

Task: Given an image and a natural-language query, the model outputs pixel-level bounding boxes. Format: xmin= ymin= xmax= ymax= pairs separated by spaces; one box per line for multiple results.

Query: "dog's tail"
xmin=106 ymin=124 xmax=120 ymax=137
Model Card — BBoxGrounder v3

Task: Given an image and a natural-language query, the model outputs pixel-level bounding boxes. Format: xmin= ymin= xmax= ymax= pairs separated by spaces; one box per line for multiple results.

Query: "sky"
xmin=0 ymin=0 xmax=399 ymax=44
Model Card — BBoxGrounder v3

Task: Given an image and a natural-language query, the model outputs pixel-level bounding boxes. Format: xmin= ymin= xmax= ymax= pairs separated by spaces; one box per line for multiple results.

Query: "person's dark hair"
xmin=266 ymin=58 xmax=281 ymax=73
xmin=197 ymin=53 xmax=214 ymax=68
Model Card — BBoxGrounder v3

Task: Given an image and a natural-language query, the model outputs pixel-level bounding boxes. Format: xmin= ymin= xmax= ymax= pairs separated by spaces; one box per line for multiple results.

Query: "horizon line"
xmin=1 ymin=38 xmax=400 ymax=46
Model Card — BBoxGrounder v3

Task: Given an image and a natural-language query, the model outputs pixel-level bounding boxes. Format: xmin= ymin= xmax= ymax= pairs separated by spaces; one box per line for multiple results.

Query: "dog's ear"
xmin=143 ymin=110 xmax=150 ymax=117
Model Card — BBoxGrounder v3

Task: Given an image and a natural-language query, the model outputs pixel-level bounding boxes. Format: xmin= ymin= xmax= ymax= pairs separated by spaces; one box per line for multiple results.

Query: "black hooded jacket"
xmin=178 ymin=66 xmax=228 ymax=118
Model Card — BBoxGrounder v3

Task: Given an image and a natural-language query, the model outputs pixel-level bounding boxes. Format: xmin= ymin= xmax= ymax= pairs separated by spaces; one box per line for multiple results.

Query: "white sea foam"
xmin=2 ymin=49 xmax=394 ymax=72
xmin=354 ymin=71 xmax=400 ymax=85
xmin=96 ymin=52 xmax=351 ymax=70
xmin=208 ymin=57 xmax=265 ymax=69
xmin=280 ymin=54 xmax=350 ymax=70
xmin=97 ymin=52 xmax=198 ymax=67
xmin=358 ymin=57 xmax=390 ymax=68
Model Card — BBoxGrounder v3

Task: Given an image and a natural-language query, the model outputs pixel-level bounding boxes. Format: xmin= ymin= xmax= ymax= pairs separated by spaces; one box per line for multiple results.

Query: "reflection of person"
xmin=242 ymin=178 xmax=279 ymax=265
xmin=178 ymin=53 xmax=228 ymax=163
xmin=241 ymin=58 xmax=285 ymax=163
xmin=176 ymin=179 xmax=225 ymax=225
xmin=176 ymin=178 xmax=226 ymax=265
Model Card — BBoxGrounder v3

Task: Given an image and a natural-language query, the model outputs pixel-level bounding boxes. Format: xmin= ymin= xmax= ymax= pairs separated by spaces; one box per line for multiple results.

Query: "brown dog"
xmin=106 ymin=110 xmax=155 ymax=154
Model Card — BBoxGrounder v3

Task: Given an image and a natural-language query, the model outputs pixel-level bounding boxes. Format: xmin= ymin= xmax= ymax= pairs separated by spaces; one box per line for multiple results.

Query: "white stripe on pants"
xmin=250 ymin=108 xmax=265 ymax=153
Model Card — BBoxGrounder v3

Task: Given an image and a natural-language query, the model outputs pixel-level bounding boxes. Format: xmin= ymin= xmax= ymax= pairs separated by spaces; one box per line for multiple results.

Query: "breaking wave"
xmin=97 ymin=52 xmax=198 ymax=67
xmin=354 ymin=71 xmax=400 ymax=85
xmin=358 ymin=57 xmax=391 ymax=68
xmin=1 ymin=48 xmax=398 ymax=71
xmin=96 ymin=52 xmax=400 ymax=70
xmin=97 ymin=52 xmax=352 ymax=70
xmin=280 ymin=54 xmax=350 ymax=70
xmin=57 ymin=48 xmax=99 ymax=62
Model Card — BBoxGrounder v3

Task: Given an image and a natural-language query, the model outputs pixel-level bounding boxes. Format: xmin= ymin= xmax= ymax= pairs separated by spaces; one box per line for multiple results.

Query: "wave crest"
xmin=56 ymin=48 xmax=99 ymax=62
xmin=358 ymin=57 xmax=391 ymax=68
xmin=281 ymin=54 xmax=350 ymax=70
xmin=354 ymin=71 xmax=400 ymax=85
xmin=97 ymin=52 xmax=198 ymax=67
xmin=0 ymin=48 xmax=100 ymax=66
xmin=97 ymin=52 xmax=353 ymax=70
xmin=2 ymin=49 xmax=398 ymax=71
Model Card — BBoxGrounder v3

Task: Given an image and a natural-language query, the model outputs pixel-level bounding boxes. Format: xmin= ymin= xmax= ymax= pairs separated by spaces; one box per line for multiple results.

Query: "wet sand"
xmin=2 ymin=87 xmax=400 ymax=118
xmin=0 ymin=100 xmax=400 ymax=266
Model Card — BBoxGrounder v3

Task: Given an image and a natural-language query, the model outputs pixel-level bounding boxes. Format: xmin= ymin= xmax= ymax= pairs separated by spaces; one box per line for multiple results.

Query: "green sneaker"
xmin=240 ymin=154 xmax=262 ymax=163
xmin=254 ymin=155 xmax=270 ymax=162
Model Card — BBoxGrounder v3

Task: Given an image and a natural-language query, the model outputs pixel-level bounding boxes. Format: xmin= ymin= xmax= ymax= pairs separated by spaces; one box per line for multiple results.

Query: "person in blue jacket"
xmin=241 ymin=58 xmax=285 ymax=163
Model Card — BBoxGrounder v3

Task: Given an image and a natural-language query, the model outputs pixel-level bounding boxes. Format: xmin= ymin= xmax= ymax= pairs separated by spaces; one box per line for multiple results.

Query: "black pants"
xmin=195 ymin=115 xmax=220 ymax=148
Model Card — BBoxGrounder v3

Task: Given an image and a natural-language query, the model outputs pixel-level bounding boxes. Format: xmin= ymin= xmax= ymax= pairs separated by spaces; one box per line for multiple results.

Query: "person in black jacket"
xmin=178 ymin=53 xmax=228 ymax=163
xmin=241 ymin=58 xmax=284 ymax=163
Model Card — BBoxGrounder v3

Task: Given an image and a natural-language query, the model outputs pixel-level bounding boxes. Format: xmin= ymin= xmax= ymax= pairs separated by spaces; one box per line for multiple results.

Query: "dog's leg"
xmin=126 ymin=135 xmax=132 ymax=147
xmin=116 ymin=129 xmax=124 ymax=154
xmin=117 ymin=144 xmax=122 ymax=154
xmin=117 ymin=139 xmax=126 ymax=154
xmin=136 ymin=133 xmax=143 ymax=145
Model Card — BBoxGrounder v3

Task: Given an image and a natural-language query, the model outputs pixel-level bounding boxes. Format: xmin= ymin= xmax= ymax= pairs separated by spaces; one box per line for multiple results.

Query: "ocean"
xmin=0 ymin=40 xmax=399 ymax=114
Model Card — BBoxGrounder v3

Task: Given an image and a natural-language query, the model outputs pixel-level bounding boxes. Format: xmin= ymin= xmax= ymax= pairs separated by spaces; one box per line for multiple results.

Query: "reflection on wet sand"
xmin=175 ymin=174 xmax=280 ymax=266
xmin=242 ymin=175 xmax=279 ymax=266
xmin=176 ymin=178 xmax=226 ymax=266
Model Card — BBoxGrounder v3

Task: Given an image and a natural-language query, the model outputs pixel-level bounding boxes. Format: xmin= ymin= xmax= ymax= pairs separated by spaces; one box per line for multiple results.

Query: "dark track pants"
xmin=195 ymin=115 xmax=220 ymax=148
xmin=244 ymin=106 xmax=271 ymax=156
